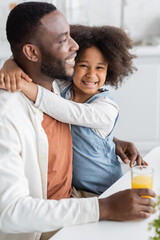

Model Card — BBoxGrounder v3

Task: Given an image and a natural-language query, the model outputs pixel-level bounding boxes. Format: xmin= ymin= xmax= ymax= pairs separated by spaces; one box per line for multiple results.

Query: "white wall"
xmin=58 ymin=0 xmax=160 ymax=44
xmin=109 ymin=47 xmax=160 ymax=156
xmin=123 ymin=0 xmax=160 ymax=43
xmin=87 ymin=0 xmax=122 ymax=26
xmin=0 ymin=0 xmax=11 ymax=51
xmin=0 ymin=0 xmax=160 ymax=47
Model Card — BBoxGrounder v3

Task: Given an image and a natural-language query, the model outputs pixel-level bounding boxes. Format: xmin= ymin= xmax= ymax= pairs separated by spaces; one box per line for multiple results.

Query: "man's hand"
xmin=113 ymin=137 xmax=147 ymax=167
xmin=98 ymin=189 xmax=156 ymax=221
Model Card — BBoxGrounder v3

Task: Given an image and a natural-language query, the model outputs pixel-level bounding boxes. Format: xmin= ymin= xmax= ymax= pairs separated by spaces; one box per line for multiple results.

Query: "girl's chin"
xmin=81 ymin=89 xmax=98 ymax=95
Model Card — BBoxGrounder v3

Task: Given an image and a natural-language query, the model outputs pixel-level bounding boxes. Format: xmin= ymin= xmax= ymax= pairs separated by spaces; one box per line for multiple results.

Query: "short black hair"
xmin=70 ymin=25 xmax=136 ymax=88
xmin=6 ymin=1 xmax=56 ymax=54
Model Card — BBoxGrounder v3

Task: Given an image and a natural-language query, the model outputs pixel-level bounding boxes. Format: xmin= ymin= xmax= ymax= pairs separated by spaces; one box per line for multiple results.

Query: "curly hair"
xmin=70 ymin=25 xmax=136 ymax=88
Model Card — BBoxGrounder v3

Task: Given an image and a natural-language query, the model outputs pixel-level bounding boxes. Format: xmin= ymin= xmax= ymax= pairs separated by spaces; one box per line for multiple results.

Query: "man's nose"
xmin=69 ymin=37 xmax=79 ymax=51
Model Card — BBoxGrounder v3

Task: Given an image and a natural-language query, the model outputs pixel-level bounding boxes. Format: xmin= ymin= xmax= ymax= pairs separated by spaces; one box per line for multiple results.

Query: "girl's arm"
xmin=34 ymin=85 xmax=118 ymax=132
xmin=0 ymin=57 xmax=37 ymax=102
xmin=0 ymin=59 xmax=118 ymax=132
xmin=0 ymin=58 xmax=32 ymax=92
xmin=21 ymin=80 xmax=38 ymax=102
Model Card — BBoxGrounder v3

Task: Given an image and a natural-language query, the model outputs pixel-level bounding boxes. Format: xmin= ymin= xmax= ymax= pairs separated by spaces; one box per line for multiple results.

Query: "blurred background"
xmin=0 ymin=0 xmax=160 ymax=157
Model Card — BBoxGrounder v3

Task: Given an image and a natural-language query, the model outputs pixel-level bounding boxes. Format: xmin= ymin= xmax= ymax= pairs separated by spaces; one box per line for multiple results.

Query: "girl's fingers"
xmin=21 ymin=72 xmax=32 ymax=82
xmin=10 ymin=75 xmax=17 ymax=92
xmin=0 ymin=71 xmax=26 ymax=92
xmin=4 ymin=74 xmax=11 ymax=91
xmin=0 ymin=72 xmax=5 ymax=88
xmin=15 ymin=73 xmax=23 ymax=91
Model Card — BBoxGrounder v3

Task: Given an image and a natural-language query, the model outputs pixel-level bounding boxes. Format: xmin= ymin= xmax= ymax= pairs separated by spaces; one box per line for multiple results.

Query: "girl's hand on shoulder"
xmin=0 ymin=58 xmax=32 ymax=92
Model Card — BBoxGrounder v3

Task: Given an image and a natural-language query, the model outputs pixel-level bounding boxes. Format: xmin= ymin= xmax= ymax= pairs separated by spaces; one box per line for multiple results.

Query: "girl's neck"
xmin=72 ymin=88 xmax=99 ymax=103
xmin=72 ymin=93 xmax=89 ymax=103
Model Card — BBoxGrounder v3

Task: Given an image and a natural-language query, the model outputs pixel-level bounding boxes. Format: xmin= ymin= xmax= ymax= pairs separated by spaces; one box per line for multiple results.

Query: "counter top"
xmin=50 ymin=146 xmax=160 ymax=240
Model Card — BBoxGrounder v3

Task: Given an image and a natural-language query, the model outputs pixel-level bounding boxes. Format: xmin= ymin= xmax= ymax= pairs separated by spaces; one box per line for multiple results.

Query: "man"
xmin=0 ymin=2 xmax=155 ymax=240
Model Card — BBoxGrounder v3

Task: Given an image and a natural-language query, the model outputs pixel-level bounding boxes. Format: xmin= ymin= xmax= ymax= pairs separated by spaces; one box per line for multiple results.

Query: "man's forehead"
xmin=40 ymin=10 xmax=69 ymax=37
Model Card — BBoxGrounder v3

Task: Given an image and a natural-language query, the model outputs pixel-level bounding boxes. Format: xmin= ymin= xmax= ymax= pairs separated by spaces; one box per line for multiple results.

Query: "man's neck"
xmin=34 ymin=76 xmax=54 ymax=91
xmin=27 ymin=70 xmax=54 ymax=91
xmin=17 ymin=60 xmax=55 ymax=91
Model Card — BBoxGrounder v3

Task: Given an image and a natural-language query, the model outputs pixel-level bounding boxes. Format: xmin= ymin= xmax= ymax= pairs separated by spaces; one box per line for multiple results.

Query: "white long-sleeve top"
xmin=0 ymin=85 xmax=99 ymax=240
xmin=35 ymin=80 xmax=119 ymax=138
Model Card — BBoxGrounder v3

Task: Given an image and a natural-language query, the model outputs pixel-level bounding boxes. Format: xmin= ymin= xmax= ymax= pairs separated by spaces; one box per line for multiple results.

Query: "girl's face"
xmin=73 ymin=46 xmax=108 ymax=97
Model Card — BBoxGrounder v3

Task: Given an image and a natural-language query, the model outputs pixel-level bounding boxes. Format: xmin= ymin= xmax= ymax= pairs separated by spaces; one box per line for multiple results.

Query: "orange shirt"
xmin=42 ymin=113 xmax=72 ymax=200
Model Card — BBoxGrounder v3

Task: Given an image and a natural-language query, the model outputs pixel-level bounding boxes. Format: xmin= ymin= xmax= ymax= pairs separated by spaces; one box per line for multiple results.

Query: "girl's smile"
xmin=72 ymin=46 xmax=108 ymax=102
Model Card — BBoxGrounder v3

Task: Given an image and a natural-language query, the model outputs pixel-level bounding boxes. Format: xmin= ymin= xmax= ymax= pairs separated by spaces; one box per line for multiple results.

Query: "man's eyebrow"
xmin=56 ymin=32 xmax=68 ymax=40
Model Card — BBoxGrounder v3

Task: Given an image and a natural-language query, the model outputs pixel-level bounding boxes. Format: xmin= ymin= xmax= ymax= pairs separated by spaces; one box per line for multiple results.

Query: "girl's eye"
xmin=79 ymin=64 xmax=88 ymax=68
xmin=97 ymin=66 xmax=104 ymax=70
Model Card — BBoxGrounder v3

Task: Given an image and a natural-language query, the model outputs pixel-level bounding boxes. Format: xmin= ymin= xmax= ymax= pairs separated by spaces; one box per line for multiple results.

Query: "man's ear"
xmin=22 ymin=44 xmax=39 ymax=62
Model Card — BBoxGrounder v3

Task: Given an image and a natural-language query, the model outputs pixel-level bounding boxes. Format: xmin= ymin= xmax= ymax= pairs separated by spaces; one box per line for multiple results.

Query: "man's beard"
xmin=40 ymin=48 xmax=73 ymax=81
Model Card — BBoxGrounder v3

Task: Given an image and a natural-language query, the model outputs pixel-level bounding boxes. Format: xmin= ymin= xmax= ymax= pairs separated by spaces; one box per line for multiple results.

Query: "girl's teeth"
xmin=84 ymin=82 xmax=96 ymax=85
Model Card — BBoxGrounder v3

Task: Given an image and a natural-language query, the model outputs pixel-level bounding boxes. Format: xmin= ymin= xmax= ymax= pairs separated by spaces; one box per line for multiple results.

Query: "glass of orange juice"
xmin=131 ymin=166 xmax=154 ymax=198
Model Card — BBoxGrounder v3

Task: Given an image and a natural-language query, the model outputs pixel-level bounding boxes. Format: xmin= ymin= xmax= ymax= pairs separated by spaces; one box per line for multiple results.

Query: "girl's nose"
xmin=86 ymin=70 xmax=96 ymax=78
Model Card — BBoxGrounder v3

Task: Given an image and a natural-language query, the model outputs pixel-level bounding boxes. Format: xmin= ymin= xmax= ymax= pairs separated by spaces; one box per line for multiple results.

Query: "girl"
xmin=0 ymin=25 xmax=144 ymax=194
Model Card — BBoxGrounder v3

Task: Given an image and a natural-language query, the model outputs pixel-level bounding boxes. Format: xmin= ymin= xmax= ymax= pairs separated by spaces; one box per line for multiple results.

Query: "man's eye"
xmin=59 ymin=38 xmax=67 ymax=44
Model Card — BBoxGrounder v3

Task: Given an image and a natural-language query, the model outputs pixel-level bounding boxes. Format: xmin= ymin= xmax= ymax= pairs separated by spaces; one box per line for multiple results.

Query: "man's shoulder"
xmin=0 ymin=90 xmax=25 ymax=117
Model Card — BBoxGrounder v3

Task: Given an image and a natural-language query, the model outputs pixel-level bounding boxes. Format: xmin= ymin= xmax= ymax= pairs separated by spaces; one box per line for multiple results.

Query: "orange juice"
xmin=131 ymin=175 xmax=153 ymax=198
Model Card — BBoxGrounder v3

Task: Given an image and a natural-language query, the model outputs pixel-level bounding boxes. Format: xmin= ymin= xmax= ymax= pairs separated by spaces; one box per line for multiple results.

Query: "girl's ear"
xmin=22 ymin=44 xmax=39 ymax=62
